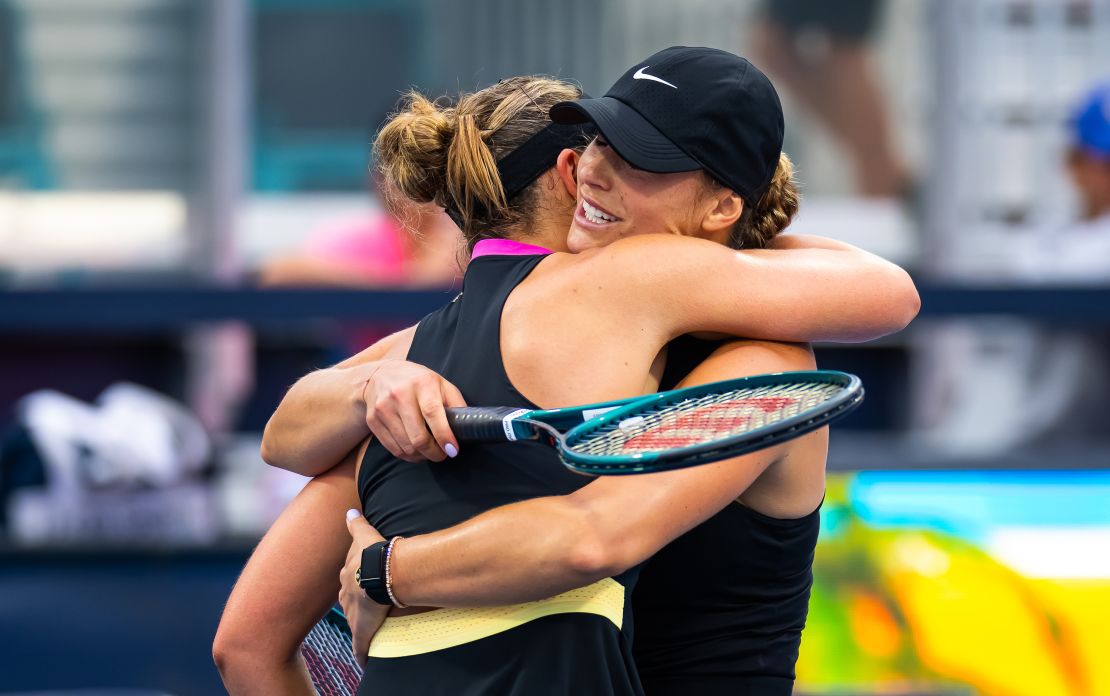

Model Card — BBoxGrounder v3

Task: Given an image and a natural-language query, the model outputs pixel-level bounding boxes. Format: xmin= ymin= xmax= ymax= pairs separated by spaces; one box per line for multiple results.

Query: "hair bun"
xmin=748 ymin=152 xmax=799 ymax=247
xmin=374 ymin=77 xmax=583 ymax=250
xmin=374 ymin=92 xmax=455 ymax=205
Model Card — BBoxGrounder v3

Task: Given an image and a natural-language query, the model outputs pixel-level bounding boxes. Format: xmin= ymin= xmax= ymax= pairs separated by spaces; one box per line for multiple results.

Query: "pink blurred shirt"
xmin=304 ymin=214 xmax=411 ymax=283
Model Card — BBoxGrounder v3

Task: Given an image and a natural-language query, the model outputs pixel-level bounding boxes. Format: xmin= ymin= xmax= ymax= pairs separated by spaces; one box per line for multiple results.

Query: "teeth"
xmin=582 ymin=201 xmax=616 ymax=224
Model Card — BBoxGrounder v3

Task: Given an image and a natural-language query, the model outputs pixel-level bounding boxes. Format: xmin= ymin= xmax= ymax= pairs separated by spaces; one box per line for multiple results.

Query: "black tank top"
xmin=633 ymin=335 xmax=821 ymax=696
xmin=356 ymin=253 xmax=643 ymax=696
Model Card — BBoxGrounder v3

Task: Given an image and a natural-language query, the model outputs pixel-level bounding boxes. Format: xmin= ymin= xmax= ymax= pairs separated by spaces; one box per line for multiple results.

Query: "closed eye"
xmin=595 ymin=136 xmax=648 ymax=172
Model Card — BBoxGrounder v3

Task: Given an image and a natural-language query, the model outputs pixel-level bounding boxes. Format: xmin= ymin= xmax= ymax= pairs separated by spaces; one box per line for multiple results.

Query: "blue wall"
xmin=0 ymin=548 xmax=250 ymax=695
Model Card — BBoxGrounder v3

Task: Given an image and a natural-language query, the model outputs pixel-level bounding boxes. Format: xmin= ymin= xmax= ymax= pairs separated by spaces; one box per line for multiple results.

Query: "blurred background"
xmin=1 ymin=1 xmax=1108 ymax=694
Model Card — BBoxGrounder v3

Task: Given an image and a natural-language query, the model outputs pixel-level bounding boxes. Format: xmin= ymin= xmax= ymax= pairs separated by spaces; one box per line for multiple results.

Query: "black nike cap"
xmin=550 ymin=46 xmax=784 ymax=202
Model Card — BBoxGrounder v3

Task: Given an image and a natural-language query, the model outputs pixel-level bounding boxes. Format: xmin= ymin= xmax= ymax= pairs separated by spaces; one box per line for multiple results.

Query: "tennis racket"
xmin=445 ymin=370 xmax=863 ymax=475
xmin=301 ymin=607 xmax=362 ymax=696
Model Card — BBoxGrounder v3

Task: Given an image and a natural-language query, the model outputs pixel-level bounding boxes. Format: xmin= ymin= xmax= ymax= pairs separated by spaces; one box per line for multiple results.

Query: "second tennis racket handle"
xmin=446 ymin=407 xmax=530 ymax=442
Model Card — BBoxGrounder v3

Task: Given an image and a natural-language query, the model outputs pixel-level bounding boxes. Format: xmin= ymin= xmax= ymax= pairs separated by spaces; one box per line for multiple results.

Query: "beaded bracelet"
xmin=384 ymin=536 xmax=408 ymax=609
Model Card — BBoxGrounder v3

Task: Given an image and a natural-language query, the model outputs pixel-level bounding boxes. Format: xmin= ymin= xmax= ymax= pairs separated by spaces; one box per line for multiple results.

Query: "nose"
xmin=577 ymin=142 xmax=614 ymax=194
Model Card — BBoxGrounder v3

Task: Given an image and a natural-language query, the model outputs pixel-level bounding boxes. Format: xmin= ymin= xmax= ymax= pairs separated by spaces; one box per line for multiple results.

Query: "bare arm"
xmin=386 ymin=341 xmax=822 ymax=606
xmin=767 ymin=232 xmax=878 ymax=252
xmin=260 ymin=326 xmax=417 ymax=475
xmin=262 ymin=234 xmax=911 ymax=472
xmin=214 ymin=456 xmax=362 ymax=694
xmin=591 ymin=234 xmax=919 ymax=344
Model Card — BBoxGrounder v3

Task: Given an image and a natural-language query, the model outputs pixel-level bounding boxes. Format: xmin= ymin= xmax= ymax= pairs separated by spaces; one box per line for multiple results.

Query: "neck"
xmin=504 ymin=208 xmax=571 ymax=252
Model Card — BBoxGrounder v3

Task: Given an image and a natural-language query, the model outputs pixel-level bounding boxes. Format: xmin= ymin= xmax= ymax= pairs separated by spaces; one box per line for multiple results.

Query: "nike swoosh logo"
xmin=633 ymin=66 xmax=677 ymax=89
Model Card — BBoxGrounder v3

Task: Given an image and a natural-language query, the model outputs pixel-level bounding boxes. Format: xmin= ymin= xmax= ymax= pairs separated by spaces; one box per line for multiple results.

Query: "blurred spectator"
xmin=1056 ymin=81 xmax=1110 ymax=276
xmin=913 ymin=82 xmax=1110 ymax=455
xmin=258 ymin=177 xmax=463 ymax=289
xmin=1068 ymin=82 xmax=1110 ymax=220
xmin=750 ymin=0 xmax=910 ymax=198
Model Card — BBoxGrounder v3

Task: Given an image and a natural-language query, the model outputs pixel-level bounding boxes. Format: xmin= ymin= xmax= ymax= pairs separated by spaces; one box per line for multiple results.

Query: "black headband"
xmin=444 ymin=120 xmax=596 ymax=229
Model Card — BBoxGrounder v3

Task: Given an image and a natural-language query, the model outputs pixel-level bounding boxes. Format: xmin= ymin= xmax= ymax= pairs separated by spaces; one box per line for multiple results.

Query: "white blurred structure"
xmin=9 ymin=383 xmax=219 ymax=544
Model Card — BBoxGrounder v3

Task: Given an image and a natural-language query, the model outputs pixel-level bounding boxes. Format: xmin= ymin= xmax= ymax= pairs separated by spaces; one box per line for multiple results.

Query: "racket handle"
xmin=446 ymin=407 xmax=532 ymax=442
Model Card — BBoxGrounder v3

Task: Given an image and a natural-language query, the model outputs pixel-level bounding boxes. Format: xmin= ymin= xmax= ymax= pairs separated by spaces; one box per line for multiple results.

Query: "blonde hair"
xmin=721 ymin=152 xmax=800 ymax=249
xmin=374 ymin=77 xmax=583 ymax=250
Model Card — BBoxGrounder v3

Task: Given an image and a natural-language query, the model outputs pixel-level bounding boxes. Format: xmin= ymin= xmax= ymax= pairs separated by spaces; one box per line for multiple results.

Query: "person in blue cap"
xmin=1066 ymin=82 xmax=1110 ymax=225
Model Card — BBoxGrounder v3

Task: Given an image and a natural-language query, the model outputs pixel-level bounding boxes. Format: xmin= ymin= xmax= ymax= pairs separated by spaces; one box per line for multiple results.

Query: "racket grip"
xmin=446 ymin=407 xmax=530 ymax=442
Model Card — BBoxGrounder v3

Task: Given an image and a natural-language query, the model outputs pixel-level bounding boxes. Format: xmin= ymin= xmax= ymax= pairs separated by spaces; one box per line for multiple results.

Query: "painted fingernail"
xmin=444 ymin=443 xmax=458 ymax=458
xmin=346 ymin=508 xmax=361 ymax=522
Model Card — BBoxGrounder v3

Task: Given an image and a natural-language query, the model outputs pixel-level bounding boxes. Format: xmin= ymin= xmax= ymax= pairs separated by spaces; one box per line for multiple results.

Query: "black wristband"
xmin=357 ymin=540 xmax=391 ymax=605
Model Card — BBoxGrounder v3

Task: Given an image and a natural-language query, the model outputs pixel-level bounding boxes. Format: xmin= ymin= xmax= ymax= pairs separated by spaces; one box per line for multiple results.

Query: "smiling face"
xmin=566 ymin=137 xmax=736 ymax=253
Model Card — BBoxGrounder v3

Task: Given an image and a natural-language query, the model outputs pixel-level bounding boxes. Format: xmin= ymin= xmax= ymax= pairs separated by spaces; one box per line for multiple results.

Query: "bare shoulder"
xmin=585 ymin=235 xmax=729 ymax=279
xmin=530 ymin=236 xmax=735 ymax=322
xmin=503 ymin=251 xmax=673 ymax=404
xmin=513 ymin=248 xmax=645 ymax=316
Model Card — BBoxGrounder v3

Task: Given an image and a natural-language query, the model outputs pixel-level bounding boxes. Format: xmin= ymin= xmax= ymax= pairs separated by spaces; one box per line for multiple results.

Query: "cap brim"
xmin=550 ymin=97 xmax=701 ymax=173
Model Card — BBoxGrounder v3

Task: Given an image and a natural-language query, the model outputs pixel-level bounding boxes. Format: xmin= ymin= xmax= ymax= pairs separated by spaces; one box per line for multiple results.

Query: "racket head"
xmin=559 ymin=370 xmax=863 ymax=475
xmin=300 ymin=607 xmax=362 ymax=696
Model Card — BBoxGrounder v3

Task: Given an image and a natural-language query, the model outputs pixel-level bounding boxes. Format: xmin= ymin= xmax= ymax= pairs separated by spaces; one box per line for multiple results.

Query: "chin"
xmin=567 ymin=224 xmax=624 ymax=253
xmin=566 ymin=227 xmax=600 ymax=253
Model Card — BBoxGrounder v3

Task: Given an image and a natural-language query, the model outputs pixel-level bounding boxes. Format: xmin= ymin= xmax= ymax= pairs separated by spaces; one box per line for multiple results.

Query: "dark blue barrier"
xmin=0 ymin=547 xmax=251 ymax=696
xmin=0 ymin=288 xmax=459 ymax=333
xmin=1 ymin=284 xmax=1109 ymax=333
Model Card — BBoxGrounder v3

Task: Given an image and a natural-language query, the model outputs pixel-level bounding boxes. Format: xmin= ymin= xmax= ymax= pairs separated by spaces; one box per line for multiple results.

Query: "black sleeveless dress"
xmin=634 ymin=335 xmax=821 ymax=696
xmin=356 ymin=252 xmax=643 ymax=696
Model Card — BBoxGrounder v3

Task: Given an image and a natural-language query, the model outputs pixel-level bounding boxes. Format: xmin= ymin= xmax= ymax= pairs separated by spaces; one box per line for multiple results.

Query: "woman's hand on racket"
xmin=362 ymin=359 xmax=467 ymax=462
xmin=340 ymin=510 xmax=390 ymax=667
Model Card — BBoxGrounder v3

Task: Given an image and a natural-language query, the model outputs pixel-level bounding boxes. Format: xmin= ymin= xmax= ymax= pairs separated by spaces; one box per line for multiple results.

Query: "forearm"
xmin=389 ymin=459 xmax=758 ymax=608
xmin=390 ymin=457 xmax=766 ymax=608
xmin=214 ymin=457 xmax=359 ymax=692
xmin=261 ymin=326 xmax=416 ymax=475
xmin=261 ymin=363 xmax=375 ymax=475
xmin=390 ymin=494 xmax=610 ymax=607
xmin=737 ymin=246 xmax=920 ymax=342
xmin=757 ymin=233 xmax=920 ymax=340
xmin=767 ymin=232 xmax=868 ymax=252
xmin=604 ymin=236 xmax=919 ymax=346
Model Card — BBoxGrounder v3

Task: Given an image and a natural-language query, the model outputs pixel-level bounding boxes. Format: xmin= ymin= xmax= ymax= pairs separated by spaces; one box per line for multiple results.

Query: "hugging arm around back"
xmin=260 ymin=325 xmax=417 ymax=475
xmin=387 ymin=339 xmax=824 ymax=607
xmin=588 ymin=234 xmax=920 ymax=344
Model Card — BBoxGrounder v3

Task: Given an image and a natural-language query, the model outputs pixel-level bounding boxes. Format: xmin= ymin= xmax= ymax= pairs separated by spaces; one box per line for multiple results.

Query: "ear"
xmin=555 ymin=148 xmax=580 ymax=199
xmin=700 ymin=188 xmax=745 ymax=239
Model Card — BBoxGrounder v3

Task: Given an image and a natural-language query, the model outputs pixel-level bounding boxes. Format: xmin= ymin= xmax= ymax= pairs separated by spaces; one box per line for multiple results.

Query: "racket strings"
xmin=570 ymin=382 xmax=843 ymax=456
xmin=301 ymin=613 xmax=363 ymax=696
